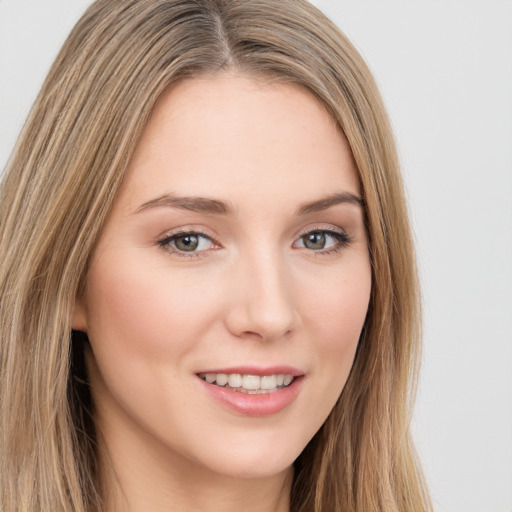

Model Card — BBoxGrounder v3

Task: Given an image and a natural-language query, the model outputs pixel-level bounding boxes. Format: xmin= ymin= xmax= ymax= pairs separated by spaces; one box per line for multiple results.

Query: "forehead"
xmin=119 ymin=72 xmax=360 ymax=211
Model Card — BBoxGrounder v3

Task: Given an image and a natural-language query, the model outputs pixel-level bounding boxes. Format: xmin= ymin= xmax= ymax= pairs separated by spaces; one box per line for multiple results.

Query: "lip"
xmin=196 ymin=365 xmax=305 ymax=417
xmin=196 ymin=365 xmax=304 ymax=377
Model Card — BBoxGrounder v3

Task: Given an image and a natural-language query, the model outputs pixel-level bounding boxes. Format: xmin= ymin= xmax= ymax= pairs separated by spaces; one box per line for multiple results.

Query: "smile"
xmin=198 ymin=373 xmax=294 ymax=394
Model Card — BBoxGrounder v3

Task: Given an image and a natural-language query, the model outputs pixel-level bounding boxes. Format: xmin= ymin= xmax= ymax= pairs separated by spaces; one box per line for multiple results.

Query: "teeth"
xmin=261 ymin=375 xmax=277 ymax=389
xmin=242 ymin=375 xmax=260 ymax=390
xmin=216 ymin=373 xmax=228 ymax=386
xmin=228 ymin=374 xmax=242 ymax=388
xmin=199 ymin=372 xmax=296 ymax=392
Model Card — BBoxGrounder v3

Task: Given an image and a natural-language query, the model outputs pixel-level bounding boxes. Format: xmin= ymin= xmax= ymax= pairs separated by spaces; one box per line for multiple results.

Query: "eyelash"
xmin=296 ymin=227 xmax=351 ymax=256
xmin=157 ymin=229 xmax=220 ymax=259
xmin=157 ymin=227 xmax=352 ymax=259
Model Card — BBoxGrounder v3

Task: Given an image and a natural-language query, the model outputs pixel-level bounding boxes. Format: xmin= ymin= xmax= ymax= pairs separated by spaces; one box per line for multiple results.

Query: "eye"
xmin=158 ymin=230 xmax=217 ymax=256
xmin=294 ymin=229 xmax=350 ymax=253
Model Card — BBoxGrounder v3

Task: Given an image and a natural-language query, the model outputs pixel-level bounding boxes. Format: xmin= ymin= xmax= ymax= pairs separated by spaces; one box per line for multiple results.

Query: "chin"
xmin=204 ymin=457 xmax=294 ymax=481
xmin=182 ymin=430 xmax=305 ymax=480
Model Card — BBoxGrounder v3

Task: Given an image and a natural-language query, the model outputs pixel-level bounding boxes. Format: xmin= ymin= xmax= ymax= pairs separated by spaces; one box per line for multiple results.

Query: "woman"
xmin=0 ymin=1 xmax=432 ymax=511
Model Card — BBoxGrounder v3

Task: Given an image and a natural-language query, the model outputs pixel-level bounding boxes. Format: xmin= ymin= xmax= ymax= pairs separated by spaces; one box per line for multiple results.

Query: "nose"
xmin=224 ymin=249 xmax=300 ymax=342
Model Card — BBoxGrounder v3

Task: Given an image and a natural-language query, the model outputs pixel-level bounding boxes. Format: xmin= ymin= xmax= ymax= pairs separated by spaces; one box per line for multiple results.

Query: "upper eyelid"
xmin=298 ymin=226 xmax=347 ymax=236
xmin=156 ymin=226 xmax=219 ymax=243
xmin=293 ymin=224 xmax=350 ymax=242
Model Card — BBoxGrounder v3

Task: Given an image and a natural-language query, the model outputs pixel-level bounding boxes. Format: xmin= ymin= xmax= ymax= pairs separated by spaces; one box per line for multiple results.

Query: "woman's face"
xmin=74 ymin=74 xmax=371 ymax=480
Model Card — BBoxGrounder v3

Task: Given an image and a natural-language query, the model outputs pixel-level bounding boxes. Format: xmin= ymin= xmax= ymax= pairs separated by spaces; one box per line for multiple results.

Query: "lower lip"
xmin=198 ymin=376 xmax=304 ymax=417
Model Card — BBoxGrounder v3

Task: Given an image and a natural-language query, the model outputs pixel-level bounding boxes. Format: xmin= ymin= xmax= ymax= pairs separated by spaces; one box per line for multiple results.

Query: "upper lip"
xmin=196 ymin=365 xmax=304 ymax=377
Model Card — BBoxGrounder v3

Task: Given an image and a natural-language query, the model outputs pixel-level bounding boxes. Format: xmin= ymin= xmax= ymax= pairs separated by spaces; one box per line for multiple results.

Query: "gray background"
xmin=1 ymin=1 xmax=511 ymax=511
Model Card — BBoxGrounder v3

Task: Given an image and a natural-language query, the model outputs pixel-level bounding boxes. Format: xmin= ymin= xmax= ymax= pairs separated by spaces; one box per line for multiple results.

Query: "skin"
xmin=73 ymin=73 xmax=372 ymax=512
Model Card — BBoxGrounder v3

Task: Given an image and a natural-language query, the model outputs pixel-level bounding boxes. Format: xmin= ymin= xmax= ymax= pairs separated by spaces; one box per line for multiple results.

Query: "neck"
xmin=97 ymin=425 xmax=294 ymax=512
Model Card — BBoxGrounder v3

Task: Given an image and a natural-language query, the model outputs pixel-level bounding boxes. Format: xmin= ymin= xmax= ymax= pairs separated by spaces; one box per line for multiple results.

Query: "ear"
xmin=72 ymin=294 xmax=88 ymax=333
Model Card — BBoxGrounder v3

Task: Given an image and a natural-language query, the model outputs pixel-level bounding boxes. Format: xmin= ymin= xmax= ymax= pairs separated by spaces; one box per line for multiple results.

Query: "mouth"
xmin=196 ymin=366 xmax=305 ymax=416
xmin=198 ymin=372 xmax=295 ymax=394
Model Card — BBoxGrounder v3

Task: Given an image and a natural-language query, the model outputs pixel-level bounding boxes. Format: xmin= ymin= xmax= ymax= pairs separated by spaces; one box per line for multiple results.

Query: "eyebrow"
xmin=134 ymin=191 xmax=364 ymax=216
xmin=296 ymin=192 xmax=364 ymax=215
xmin=135 ymin=194 xmax=236 ymax=215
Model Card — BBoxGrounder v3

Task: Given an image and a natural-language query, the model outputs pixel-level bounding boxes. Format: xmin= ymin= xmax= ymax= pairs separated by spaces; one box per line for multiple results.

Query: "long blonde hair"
xmin=0 ymin=1 xmax=431 ymax=511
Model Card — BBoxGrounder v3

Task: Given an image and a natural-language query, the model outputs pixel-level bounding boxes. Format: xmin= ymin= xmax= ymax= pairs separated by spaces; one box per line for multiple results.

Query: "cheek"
xmin=84 ymin=255 xmax=218 ymax=360
xmin=302 ymin=255 xmax=371 ymax=341
xmin=82 ymin=252 xmax=227 ymax=429
xmin=82 ymin=256 xmax=228 ymax=416
xmin=300 ymin=257 xmax=371 ymax=401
